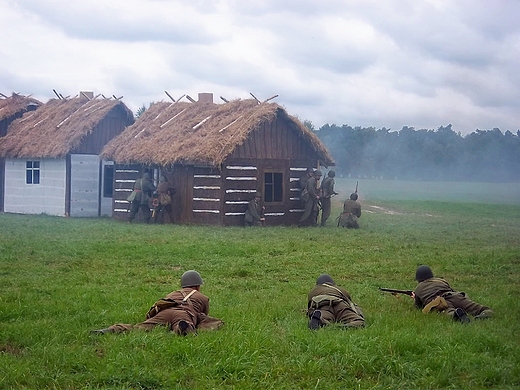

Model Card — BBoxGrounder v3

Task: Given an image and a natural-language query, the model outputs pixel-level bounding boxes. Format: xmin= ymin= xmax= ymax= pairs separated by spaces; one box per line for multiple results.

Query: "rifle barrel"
xmin=379 ymin=287 xmax=413 ymax=296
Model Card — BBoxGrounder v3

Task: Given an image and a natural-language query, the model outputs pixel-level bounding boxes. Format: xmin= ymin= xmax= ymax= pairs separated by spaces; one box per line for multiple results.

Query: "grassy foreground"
xmin=1 ymin=193 xmax=519 ymax=388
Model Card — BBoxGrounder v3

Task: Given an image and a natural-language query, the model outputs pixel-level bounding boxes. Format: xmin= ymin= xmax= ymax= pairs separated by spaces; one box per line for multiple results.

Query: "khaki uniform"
xmin=244 ymin=198 xmax=263 ymax=226
xmin=106 ymin=288 xmax=210 ymax=335
xmin=414 ymin=277 xmax=491 ymax=319
xmin=154 ymin=180 xmax=175 ymax=224
xmin=128 ymin=177 xmax=156 ymax=223
xmin=307 ymin=283 xmax=365 ymax=327
xmin=339 ymin=199 xmax=362 ymax=228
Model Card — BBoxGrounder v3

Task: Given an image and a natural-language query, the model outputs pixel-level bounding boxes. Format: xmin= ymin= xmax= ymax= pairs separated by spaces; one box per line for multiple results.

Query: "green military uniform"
xmin=244 ymin=193 xmax=264 ymax=226
xmin=415 ymin=277 xmax=492 ymax=319
xmin=307 ymin=275 xmax=365 ymax=329
xmin=413 ymin=265 xmax=493 ymax=322
xmin=319 ymin=171 xmax=335 ymax=226
xmin=299 ymin=173 xmax=321 ymax=227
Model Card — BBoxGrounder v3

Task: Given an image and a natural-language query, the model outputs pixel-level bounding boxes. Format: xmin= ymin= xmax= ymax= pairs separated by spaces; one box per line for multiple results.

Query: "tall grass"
xmin=1 ymin=192 xmax=519 ymax=388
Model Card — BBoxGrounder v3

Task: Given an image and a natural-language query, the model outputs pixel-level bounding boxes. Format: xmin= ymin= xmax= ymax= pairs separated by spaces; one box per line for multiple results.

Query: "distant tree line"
xmin=313 ymin=124 xmax=520 ymax=182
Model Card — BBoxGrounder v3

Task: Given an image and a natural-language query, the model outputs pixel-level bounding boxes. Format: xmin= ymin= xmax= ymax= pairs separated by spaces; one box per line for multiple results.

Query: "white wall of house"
xmin=4 ymin=158 xmax=66 ymax=216
xmin=70 ymin=154 xmax=101 ymax=217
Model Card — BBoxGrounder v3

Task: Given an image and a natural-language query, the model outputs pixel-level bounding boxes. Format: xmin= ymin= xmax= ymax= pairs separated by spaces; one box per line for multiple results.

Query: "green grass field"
xmin=1 ymin=181 xmax=519 ymax=389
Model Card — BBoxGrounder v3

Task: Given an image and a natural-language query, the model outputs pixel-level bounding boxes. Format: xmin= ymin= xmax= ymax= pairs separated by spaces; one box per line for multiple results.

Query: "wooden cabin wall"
xmin=112 ymin=164 xmax=141 ymax=221
xmin=71 ymin=106 xmax=133 ymax=155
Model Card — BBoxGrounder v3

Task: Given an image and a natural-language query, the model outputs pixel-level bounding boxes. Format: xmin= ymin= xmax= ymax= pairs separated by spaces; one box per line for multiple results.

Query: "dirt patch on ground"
xmin=364 ymin=204 xmax=435 ymax=217
xmin=0 ymin=343 xmax=24 ymax=356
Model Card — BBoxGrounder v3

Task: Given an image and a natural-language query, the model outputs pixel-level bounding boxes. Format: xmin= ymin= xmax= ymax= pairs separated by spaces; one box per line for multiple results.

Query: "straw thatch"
xmin=0 ymin=93 xmax=41 ymax=121
xmin=101 ymin=99 xmax=333 ymax=166
xmin=0 ymin=97 xmax=134 ymax=158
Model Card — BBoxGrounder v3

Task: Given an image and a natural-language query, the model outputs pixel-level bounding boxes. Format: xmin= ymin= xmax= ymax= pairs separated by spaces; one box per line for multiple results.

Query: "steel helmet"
xmin=415 ymin=265 xmax=434 ymax=282
xmin=181 ymin=270 xmax=204 ymax=287
xmin=350 ymin=193 xmax=358 ymax=200
xmin=316 ymin=274 xmax=335 ymax=285
xmin=314 ymin=170 xmax=323 ymax=177
xmin=328 ymin=170 xmax=336 ymax=178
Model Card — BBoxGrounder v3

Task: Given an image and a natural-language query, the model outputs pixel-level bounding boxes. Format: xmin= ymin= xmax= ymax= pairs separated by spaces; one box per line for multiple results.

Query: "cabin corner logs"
xmin=112 ymin=160 xmax=319 ymax=226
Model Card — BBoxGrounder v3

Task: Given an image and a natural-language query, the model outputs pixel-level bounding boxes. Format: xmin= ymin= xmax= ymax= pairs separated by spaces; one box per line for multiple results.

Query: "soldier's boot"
xmin=453 ymin=308 xmax=470 ymax=324
xmin=308 ymin=310 xmax=323 ymax=330
xmin=475 ymin=309 xmax=494 ymax=320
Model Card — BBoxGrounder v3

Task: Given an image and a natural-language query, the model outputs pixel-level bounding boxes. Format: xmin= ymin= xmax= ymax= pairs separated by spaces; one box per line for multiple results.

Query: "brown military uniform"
xmin=106 ymin=288 xmax=210 ymax=335
xmin=414 ymin=277 xmax=491 ymax=319
xmin=307 ymin=283 xmax=365 ymax=327
xmin=154 ymin=180 xmax=175 ymax=223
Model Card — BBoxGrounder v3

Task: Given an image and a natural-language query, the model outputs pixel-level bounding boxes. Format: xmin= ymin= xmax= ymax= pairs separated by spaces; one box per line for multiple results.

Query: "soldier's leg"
xmin=91 ymin=323 xmax=135 ymax=334
xmin=334 ymin=302 xmax=365 ymax=328
xmin=321 ymin=199 xmax=331 ymax=226
xmin=128 ymin=201 xmax=140 ymax=222
xmin=449 ymin=293 xmax=492 ymax=318
xmin=141 ymin=203 xmax=151 ymax=223
xmin=299 ymin=199 xmax=314 ymax=225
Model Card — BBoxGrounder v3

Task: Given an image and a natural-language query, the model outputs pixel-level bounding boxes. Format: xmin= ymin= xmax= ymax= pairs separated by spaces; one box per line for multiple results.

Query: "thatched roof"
xmin=0 ymin=97 xmax=134 ymax=158
xmin=0 ymin=93 xmax=42 ymax=121
xmin=101 ymin=99 xmax=334 ymax=166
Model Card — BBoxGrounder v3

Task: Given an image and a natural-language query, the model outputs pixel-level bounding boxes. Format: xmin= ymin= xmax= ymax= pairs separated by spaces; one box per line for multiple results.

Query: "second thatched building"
xmin=101 ymin=93 xmax=334 ymax=226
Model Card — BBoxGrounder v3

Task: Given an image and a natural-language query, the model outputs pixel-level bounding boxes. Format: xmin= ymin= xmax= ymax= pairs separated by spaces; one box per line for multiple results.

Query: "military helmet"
xmin=415 ymin=265 xmax=434 ymax=282
xmin=316 ymin=274 xmax=335 ymax=285
xmin=181 ymin=270 xmax=204 ymax=287
xmin=306 ymin=167 xmax=314 ymax=173
xmin=314 ymin=170 xmax=323 ymax=177
xmin=255 ymin=191 xmax=262 ymax=198
xmin=143 ymin=172 xmax=151 ymax=180
xmin=159 ymin=176 xmax=167 ymax=182
xmin=328 ymin=170 xmax=336 ymax=178
xmin=350 ymin=193 xmax=358 ymax=200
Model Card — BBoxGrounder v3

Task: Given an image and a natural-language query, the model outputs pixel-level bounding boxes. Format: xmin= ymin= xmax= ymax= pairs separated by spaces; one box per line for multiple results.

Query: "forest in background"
xmin=311 ymin=124 xmax=520 ymax=182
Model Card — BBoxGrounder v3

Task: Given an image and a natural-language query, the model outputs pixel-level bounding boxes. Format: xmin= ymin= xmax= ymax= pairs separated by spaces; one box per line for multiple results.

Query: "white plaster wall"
xmin=4 ymin=158 xmax=66 ymax=216
xmin=70 ymin=154 xmax=100 ymax=217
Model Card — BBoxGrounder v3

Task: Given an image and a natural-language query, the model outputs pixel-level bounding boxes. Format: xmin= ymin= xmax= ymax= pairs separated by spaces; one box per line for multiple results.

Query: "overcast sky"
xmin=1 ymin=0 xmax=519 ymax=135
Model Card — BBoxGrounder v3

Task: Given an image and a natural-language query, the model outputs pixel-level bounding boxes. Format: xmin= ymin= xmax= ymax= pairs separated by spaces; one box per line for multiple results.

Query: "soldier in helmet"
xmin=91 ymin=270 xmax=223 ymax=336
xmin=319 ymin=170 xmax=336 ymax=226
xmin=307 ymin=274 xmax=365 ymax=330
xmin=299 ymin=169 xmax=322 ymax=227
xmin=411 ymin=265 xmax=493 ymax=323
xmin=244 ymin=192 xmax=265 ymax=227
xmin=128 ymin=172 xmax=156 ymax=223
xmin=339 ymin=193 xmax=362 ymax=228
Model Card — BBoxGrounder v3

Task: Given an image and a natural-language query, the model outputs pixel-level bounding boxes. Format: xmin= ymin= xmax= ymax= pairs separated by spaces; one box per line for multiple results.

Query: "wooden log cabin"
xmin=101 ymin=93 xmax=334 ymax=226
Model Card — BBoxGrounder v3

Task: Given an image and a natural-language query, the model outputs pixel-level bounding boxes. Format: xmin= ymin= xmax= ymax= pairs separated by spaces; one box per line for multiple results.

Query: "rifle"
xmin=355 ymin=181 xmax=358 ymax=194
xmin=379 ymin=287 xmax=413 ymax=296
xmin=260 ymin=204 xmax=266 ymax=227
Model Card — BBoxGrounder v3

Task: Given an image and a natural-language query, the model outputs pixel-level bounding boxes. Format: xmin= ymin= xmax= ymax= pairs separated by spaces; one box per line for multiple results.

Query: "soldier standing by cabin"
xmin=127 ymin=172 xmax=156 ymax=223
xmin=153 ymin=176 xmax=176 ymax=224
xmin=299 ymin=170 xmax=322 ymax=227
xmin=319 ymin=170 xmax=336 ymax=226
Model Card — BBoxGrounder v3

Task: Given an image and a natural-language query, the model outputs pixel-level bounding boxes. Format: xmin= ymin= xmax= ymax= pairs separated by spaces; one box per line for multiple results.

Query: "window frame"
xmin=26 ymin=160 xmax=40 ymax=184
xmin=263 ymin=171 xmax=284 ymax=203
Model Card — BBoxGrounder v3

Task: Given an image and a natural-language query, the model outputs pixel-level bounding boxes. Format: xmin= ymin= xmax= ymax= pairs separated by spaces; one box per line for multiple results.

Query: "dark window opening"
xmin=264 ymin=172 xmax=283 ymax=202
xmin=26 ymin=161 xmax=40 ymax=184
xmin=103 ymin=165 xmax=114 ymax=197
